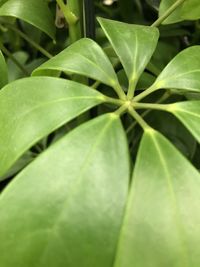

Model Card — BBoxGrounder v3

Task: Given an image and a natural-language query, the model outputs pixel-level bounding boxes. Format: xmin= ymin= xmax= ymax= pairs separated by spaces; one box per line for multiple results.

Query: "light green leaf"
xmin=159 ymin=0 xmax=200 ymax=24
xmin=153 ymin=46 xmax=200 ymax=92
xmin=114 ymin=129 xmax=200 ymax=267
xmin=0 ymin=50 xmax=7 ymax=88
xmin=181 ymin=0 xmax=200 ymax=20
xmin=159 ymin=0 xmax=182 ymax=24
xmin=0 ymin=0 xmax=55 ymax=39
xmin=33 ymin=38 xmax=120 ymax=90
xmin=0 ymin=77 xmax=105 ymax=179
xmin=0 ymin=114 xmax=130 ymax=267
xmin=98 ymin=17 xmax=159 ymax=85
xmin=168 ymin=101 xmax=200 ymax=143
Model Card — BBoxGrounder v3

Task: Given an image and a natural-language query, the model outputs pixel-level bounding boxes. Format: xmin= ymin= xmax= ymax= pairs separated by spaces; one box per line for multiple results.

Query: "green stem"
xmin=0 ymin=42 xmax=29 ymax=76
xmin=115 ymin=104 xmax=128 ymax=116
xmin=151 ymin=0 xmax=187 ymax=27
xmin=128 ymin=107 xmax=151 ymax=130
xmin=133 ymin=102 xmax=170 ymax=111
xmin=104 ymin=96 xmax=124 ymax=106
xmin=127 ymin=77 xmax=138 ymax=100
xmin=114 ymin=82 xmax=127 ymax=100
xmin=134 ymin=83 xmax=158 ymax=102
xmin=5 ymin=24 xmax=52 ymax=59
xmin=66 ymin=0 xmax=83 ymax=43
xmin=127 ymin=91 xmax=170 ymax=134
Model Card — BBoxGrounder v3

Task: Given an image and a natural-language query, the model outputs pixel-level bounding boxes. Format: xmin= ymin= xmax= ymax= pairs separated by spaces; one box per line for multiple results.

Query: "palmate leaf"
xmin=0 ymin=50 xmax=7 ymax=88
xmin=114 ymin=129 xmax=200 ymax=267
xmin=0 ymin=77 xmax=105 ymax=179
xmin=167 ymin=101 xmax=200 ymax=143
xmin=33 ymin=38 xmax=120 ymax=90
xmin=0 ymin=0 xmax=55 ymax=39
xmin=0 ymin=114 xmax=130 ymax=267
xmin=153 ymin=46 xmax=200 ymax=92
xmin=98 ymin=17 xmax=159 ymax=86
xmin=159 ymin=0 xmax=200 ymax=24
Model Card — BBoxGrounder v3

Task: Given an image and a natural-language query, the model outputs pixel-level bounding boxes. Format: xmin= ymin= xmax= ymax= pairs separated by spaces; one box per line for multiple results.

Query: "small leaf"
xmin=0 ymin=0 xmax=55 ymax=39
xmin=181 ymin=0 xmax=200 ymax=20
xmin=0 ymin=114 xmax=130 ymax=267
xmin=0 ymin=50 xmax=8 ymax=88
xmin=114 ymin=129 xmax=200 ymax=267
xmin=153 ymin=46 xmax=200 ymax=92
xmin=0 ymin=77 xmax=105 ymax=179
xmin=98 ymin=17 xmax=159 ymax=85
xmin=159 ymin=0 xmax=200 ymax=24
xmin=159 ymin=0 xmax=182 ymax=24
xmin=168 ymin=101 xmax=200 ymax=143
xmin=33 ymin=38 xmax=120 ymax=90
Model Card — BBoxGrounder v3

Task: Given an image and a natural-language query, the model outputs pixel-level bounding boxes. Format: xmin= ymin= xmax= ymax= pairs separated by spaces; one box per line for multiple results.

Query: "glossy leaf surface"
xmin=0 ymin=114 xmax=130 ymax=267
xmin=159 ymin=0 xmax=200 ymax=24
xmin=0 ymin=77 xmax=104 ymax=179
xmin=168 ymin=101 xmax=200 ymax=143
xmin=33 ymin=38 xmax=120 ymax=89
xmin=154 ymin=46 xmax=200 ymax=92
xmin=0 ymin=50 xmax=7 ymax=88
xmin=0 ymin=0 xmax=55 ymax=38
xmin=114 ymin=129 xmax=200 ymax=267
xmin=98 ymin=17 xmax=159 ymax=84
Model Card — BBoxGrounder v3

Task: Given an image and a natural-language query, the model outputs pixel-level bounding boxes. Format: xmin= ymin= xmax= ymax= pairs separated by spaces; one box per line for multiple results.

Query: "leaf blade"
xmin=168 ymin=101 xmax=200 ymax=143
xmin=114 ymin=129 xmax=200 ymax=267
xmin=98 ymin=17 xmax=159 ymax=84
xmin=33 ymin=38 xmax=120 ymax=89
xmin=0 ymin=114 xmax=130 ymax=267
xmin=0 ymin=0 xmax=55 ymax=39
xmin=0 ymin=50 xmax=8 ymax=88
xmin=154 ymin=46 xmax=200 ymax=92
xmin=0 ymin=77 xmax=104 ymax=179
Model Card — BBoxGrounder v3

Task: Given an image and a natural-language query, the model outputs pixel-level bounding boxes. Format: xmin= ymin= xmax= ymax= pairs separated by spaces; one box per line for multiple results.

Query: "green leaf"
xmin=33 ymin=38 xmax=120 ymax=90
xmin=159 ymin=0 xmax=182 ymax=24
xmin=153 ymin=46 xmax=200 ymax=92
xmin=0 ymin=114 xmax=130 ymax=267
xmin=0 ymin=77 xmax=105 ymax=179
xmin=181 ymin=0 xmax=200 ymax=20
xmin=159 ymin=0 xmax=200 ymax=24
xmin=98 ymin=17 xmax=159 ymax=85
xmin=168 ymin=101 xmax=200 ymax=144
xmin=0 ymin=50 xmax=8 ymax=88
xmin=114 ymin=129 xmax=200 ymax=267
xmin=0 ymin=0 xmax=55 ymax=39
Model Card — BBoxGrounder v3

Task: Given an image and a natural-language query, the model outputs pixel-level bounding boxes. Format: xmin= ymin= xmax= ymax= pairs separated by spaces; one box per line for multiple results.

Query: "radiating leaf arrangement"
xmin=1 ymin=14 xmax=200 ymax=267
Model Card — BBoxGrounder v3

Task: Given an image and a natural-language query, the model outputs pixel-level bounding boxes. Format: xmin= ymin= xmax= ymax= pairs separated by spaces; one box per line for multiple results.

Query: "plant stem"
xmin=104 ymin=96 xmax=124 ymax=106
xmin=128 ymin=107 xmax=151 ymax=130
xmin=66 ymin=0 xmax=83 ymax=43
xmin=0 ymin=42 xmax=29 ymax=76
xmin=127 ymin=91 xmax=170 ymax=134
xmin=115 ymin=104 xmax=128 ymax=116
xmin=134 ymin=102 xmax=170 ymax=111
xmin=134 ymin=83 xmax=158 ymax=102
xmin=5 ymin=24 xmax=52 ymax=59
xmin=151 ymin=0 xmax=187 ymax=27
